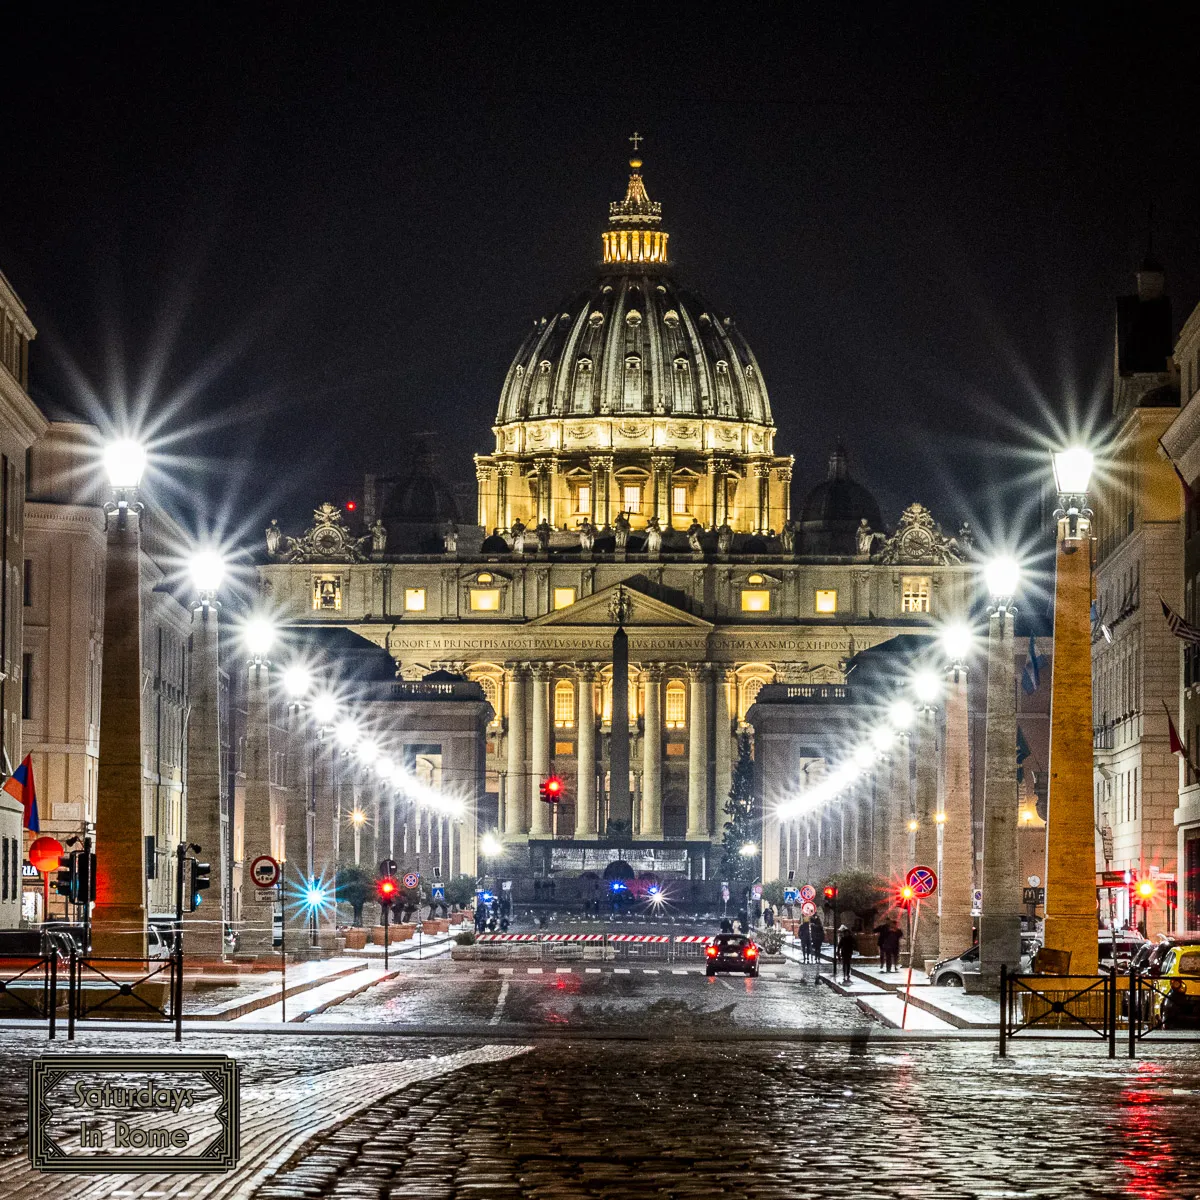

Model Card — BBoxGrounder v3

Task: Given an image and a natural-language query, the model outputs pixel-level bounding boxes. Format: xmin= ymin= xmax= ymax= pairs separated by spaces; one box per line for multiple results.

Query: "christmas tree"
xmin=720 ymin=731 xmax=758 ymax=880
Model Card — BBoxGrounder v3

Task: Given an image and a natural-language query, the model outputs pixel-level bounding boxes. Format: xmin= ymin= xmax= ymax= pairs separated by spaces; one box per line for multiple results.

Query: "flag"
xmin=1020 ymin=636 xmax=1046 ymax=694
xmin=2 ymin=754 xmax=38 ymax=832
xmin=1163 ymin=702 xmax=1199 ymax=784
xmin=1161 ymin=596 xmax=1200 ymax=646
xmin=1016 ymin=725 xmax=1031 ymax=784
xmin=1171 ymin=458 xmax=1194 ymax=507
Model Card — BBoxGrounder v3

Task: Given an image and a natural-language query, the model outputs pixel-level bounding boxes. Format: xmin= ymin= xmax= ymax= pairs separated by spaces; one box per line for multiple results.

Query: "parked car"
xmin=1097 ymin=931 xmax=1147 ymax=971
xmin=930 ymin=934 xmax=1039 ymax=986
xmin=1155 ymin=945 xmax=1200 ymax=1029
xmin=1130 ymin=932 xmax=1200 ymax=978
xmin=146 ymin=926 xmax=172 ymax=961
xmin=705 ymin=933 xmax=760 ymax=978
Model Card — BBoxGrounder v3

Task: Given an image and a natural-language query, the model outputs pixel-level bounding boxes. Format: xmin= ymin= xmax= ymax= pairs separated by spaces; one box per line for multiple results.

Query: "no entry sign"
xmin=402 ymin=872 xmax=420 ymax=889
xmin=250 ymin=855 xmax=279 ymax=888
xmin=906 ymin=865 xmax=938 ymax=898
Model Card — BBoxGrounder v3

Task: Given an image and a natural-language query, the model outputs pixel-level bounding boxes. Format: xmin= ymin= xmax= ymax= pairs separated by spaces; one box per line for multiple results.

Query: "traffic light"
xmin=78 ymin=851 xmax=96 ymax=903
xmin=377 ymin=875 xmax=399 ymax=909
xmin=55 ymin=852 xmax=78 ymax=901
xmin=188 ymin=859 xmax=212 ymax=912
xmin=822 ymin=884 xmax=838 ymax=903
xmin=899 ymin=884 xmax=916 ymax=909
xmin=1131 ymin=877 xmax=1156 ymax=908
xmin=540 ymin=775 xmax=564 ymax=803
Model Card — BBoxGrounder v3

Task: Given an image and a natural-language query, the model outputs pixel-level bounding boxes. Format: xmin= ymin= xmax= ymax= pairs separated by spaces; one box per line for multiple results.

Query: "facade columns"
xmin=713 ymin=669 xmax=734 ymax=841
xmin=590 ymin=455 xmax=613 ymax=527
xmin=91 ymin=505 xmax=147 ymax=958
xmin=183 ymin=601 xmax=224 ymax=958
xmin=939 ymin=664 xmax=974 ymax=960
xmin=641 ymin=664 xmax=663 ymax=838
xmin=651 ymin=455 xmax=673 ymax=527
xmin=912 ymin=706 xmax=941 ymax=967
xmin=753 ymin=462 xmax=770 ymax=534
xmin=504 ymin=665 xmax=528 ymax=839
xmin=575 ymin=665 xmax=598 ymax=839
xmin=497 ymin=464 xmax=512 ymax=532
xmin=686 ymin=664 xmax=710 ymax=839
xmin=239 ymin=660 xmax=278 ymax=956
xmin=529 ymin=665 xmax=552 ymax=838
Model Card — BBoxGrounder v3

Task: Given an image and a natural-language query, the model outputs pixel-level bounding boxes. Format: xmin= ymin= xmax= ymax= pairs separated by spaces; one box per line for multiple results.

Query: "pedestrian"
xmin=736 ymin=908 xmax=750 ymax=935
xmin=837 ymin=925 xmax=855 ymax=983
xmin=798 ymin=918 xmax=813 ymax=963
xmin=764 ymin=905 xmax=775 ymax=929
xmin=810 ymin=915 xmax=825 ymax=965
xmin=474 ymin=899 xmax=488 ymax=933
xmin=874 ymin=918 xmax=900 ymax=972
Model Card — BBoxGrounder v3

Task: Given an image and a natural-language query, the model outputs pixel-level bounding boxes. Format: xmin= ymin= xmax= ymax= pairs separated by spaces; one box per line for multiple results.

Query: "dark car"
xmin=705 ymin=933 xmax=760 ymax=978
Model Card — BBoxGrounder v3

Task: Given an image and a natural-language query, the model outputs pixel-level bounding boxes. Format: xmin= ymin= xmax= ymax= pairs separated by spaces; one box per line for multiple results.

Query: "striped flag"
xmin=1164 ymin=702 xmax=1200 ymax=784
xmin=2 ymin=754 xmax=38 ymax=832
xmin=1161 ymin=596 xmax=1200 ymax=646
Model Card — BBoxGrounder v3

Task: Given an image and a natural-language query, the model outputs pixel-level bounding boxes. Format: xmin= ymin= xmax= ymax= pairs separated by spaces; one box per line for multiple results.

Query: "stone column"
xmin=183 ymin=601 xmax=223 ymax=958
xmin=239 ymin=660 xmax=277 ymax=957
xmin=887 ymin=735 xmax=911 ymax=881
xmin=311 ymin=731 xmax=338 ymax=949
xmin=754 ymin=463 xmax=770 ymax=533
xmin=939 ymin=664 xmax=974 ymax=960
xmin=504 ymin=665 xmax=527 ymax=839
xmin=92 ymin=505 xmax=147 ymax=958
xmin=911 ymin=707 xmax=941 ymax=967
xmin=1044 ymin=511 xmax=1100 ymax=974
xmin=498 ymin=464 xmax=511 ymax=531
xmin=575 ymin=665 xmax=598 ymax=839
xmin=529 ymin=666 xmax=552 ymax=838
xmin=283 ymin=706 xmax=311 ymax=941
xmin=641 ymin=665 xmax=663 ymax=838
xmin=712 ymin=669 xmax=734 ymax=842
xmin=591 ymin=455 xmax=613 ymax=527
xmin=979 ymin=606 xmax=1022 ymax=982
xmin=687 ymin=665 xmax=710 ymax=839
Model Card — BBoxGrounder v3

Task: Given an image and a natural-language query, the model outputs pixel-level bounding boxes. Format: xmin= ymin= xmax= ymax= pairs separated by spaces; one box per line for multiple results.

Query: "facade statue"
xmin=535 ymin=520 xmax=552 ymax=553
xmin=370 ymin=518 xmax=388 ymax=554
xmin=442 ymin=520 xmax=458 ymax=554
xmin=856 ymin=518 xmax=877 ymax=556
xmin=614 ymin=511 xmax=631 ymax=550
xmin=645 ymin=515 xmax=663 ymax=558
xmin=510 ymin=518 xmax=527 ymax=556
xmin=716 ymin=523 xmax=734 ymax=556
xmin=780 ymin=519 xmax=796 ymax=555
xmin=578 ymin=519 xmax=596 ymax=554
xmin=265 ymin=519 xmax=282 ymax=556
xmin=686 ymin=520 xmax=705 ymax=556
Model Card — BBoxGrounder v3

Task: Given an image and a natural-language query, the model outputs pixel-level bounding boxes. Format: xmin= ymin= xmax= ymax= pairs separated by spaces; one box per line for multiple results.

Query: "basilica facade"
xmin=259 ymin=155 xmax=975 ymax=895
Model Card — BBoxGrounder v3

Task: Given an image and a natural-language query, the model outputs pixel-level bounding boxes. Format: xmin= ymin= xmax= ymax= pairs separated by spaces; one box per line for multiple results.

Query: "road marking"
xmin=585 ymin=967 xmax=601 ymax=973
xmin=614 ymin=968 xmax=630 ymax=974
xmin=489 ymin=979 xmax=509 ymax=1025
xmin=671 ymin=969 xmax=688 ymax=975
xmin=642 ymin=969 xmax=659 ymax=975
xmin=499 ymin=967 xmax=513 ymax=975
xmin=555 ymin=967 xmax=573 ymax=974
xmin=527 ymin=967 xmax=543 ymax=974
xmin=717 ymin=977 xmax=735 ymax=991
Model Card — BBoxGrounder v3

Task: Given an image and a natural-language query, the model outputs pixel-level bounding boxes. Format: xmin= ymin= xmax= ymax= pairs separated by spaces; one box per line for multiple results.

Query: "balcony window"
xmin=404 ymin=588 xmax=426 ymax=612
xmin=623 ymin=484 xmax=642 ymax=514
xmin=901 ymin=576 xmax=931 ymax=613
xmin=577 ymin=484 xmax=591 ymax=514
xmin=554 ymin=680 xmax=575 ymax=728
xmin=470 ymin=588 xmax=501 ymax=611
xmin=665 ymin=680 xmax=686 ymax=728
xmin=741 ymin=589 xmax=771 ymax=612
xmin=672 ymin=485 xmax=688 ymax=514
xmin=815 ymin=589 xmax=837 ymax=614
xmin=553 ymin=587 xmax=577 ymax=610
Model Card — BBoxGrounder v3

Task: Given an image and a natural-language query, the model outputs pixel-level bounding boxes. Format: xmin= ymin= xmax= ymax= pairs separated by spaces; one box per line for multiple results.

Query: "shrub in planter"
xmin=754 ymin=927 xmax=785 ymax=955
xmin=454 ymin=931 xmax=477 ymax=946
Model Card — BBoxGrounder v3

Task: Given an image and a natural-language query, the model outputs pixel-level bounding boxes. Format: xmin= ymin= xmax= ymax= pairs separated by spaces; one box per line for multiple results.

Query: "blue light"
xmin=302 ymin=884 xmax=328 ymax=910
xmin=610 ymin=881 xmax=627 ymax=892
xmin=647 ymin=885 xmax=660 ymax=896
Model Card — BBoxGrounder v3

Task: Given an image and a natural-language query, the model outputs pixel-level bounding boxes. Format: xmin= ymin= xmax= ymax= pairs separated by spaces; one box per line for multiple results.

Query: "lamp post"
xmin=886 ymin=699 xmax=915 ymax=881
xmin=939 ymin=624 xmax=975 ymax=961
xmin=1044 ymin=447 xmax=1098 ymax=975
xmin=910 ymin=669 xmax=942 ymax=967
xmin=240 ymin=615 xmax=279 ymax=957
xmin=183 ymin=548 xmax=227 ymax=959
xmin=91 ymin=439 xmax=149 ymax=958
xmin=979 ymin=555 xmax=1023 ymax=985
xmin=281 ymin=664 xmax=316 ymax=949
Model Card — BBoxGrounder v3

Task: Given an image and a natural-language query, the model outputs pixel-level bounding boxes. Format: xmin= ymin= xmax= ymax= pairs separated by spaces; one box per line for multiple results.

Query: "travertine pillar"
xmin=712 ymin=669 xmax=734 ymax=842
xmin=939 ymin=665 xmax=974 ymax=959
xmin=183 ymin=601 xmax=223 ymax=958
xmin=687 ymin=665 xmax=710 ymax=839
xmin=240 ymin=661 xmax=277 ymax=957
xmin=283 ymin=706 xmax=311 ymax=939
xmin=311 ymin=731 xmax=338 ymax=949
xmin=979 ymin=607 xmax=1023 ymax=981
xmin=888 ymin=736 xmax=911 ymax=881
xmin=92 ymin=506 xmax=148 ymax=958
xmin=641 ymin=665 xmax=663 ymax=838
xmin=1044 ymin=516 xmax=1100 ymax=974
xmin=504 ymin=666 xmax=528 ymax=839
xmin=912 ymin=707 xmax=941 ymax=967
xmin=575 ymin=665 xmax=598 ymax=839
xmin=529 ymin=666 xmax=552 ymax=838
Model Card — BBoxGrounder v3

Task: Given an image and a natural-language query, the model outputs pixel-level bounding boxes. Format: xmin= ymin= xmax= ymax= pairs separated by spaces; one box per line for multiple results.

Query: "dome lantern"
xmin=602 ymin=153 xmax=669 ymax=268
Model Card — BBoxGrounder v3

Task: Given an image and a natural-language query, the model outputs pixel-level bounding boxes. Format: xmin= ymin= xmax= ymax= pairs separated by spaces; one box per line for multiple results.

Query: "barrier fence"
xmin=0 ymin=953 xmax=60 ymax=1037
xmin=471 ymin=933 xmax=712 ymax=962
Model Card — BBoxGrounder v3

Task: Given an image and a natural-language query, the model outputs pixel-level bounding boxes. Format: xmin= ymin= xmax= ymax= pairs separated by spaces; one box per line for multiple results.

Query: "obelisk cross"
xmin=629 ymin=132 xmax=643 ymax=154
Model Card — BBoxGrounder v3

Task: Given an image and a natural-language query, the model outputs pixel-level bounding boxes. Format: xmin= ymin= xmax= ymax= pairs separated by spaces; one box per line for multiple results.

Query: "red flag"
xmin=2 ymin=754 xmax=39 ymax=831
xmin=1167 ymin=705 xmax=1187 ymax=756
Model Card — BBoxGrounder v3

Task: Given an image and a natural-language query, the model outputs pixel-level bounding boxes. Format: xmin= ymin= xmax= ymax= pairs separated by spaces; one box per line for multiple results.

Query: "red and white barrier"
xmin=476 ymin=933 xmax=540 ymax=942
xmin=674 ymin=935 xmax=715 ymax=945
xmin=608 ymin=934 xmax=671 ymax=944
xmin=540 ymin=933 xmax=606 ymax=943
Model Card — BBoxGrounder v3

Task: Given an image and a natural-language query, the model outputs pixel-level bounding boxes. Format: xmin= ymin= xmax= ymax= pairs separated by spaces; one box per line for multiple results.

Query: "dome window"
xmin=577 ymin=357 xmax=593 ymax=373
xmin=663 ymin=309 xmax=680 ymax=328
xmin=673 ymin=358 xmax=688 ymax=372
xmin=625 ymin=308 xmax=642 ymax=327
xmin=715 ymin=360 xmax=730 ymax=375
xmin=589 ymin=311 xmax=605 ymax=328
xmin=625 ymin=355 xmax=641 ymax=372
xmin=539 ymin=360 xmax=552 ymax=374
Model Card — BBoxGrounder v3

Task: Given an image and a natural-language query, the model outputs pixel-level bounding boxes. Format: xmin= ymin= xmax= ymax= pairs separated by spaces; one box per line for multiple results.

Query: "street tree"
xmin=720 ymin=731 xmax=758 ymax=880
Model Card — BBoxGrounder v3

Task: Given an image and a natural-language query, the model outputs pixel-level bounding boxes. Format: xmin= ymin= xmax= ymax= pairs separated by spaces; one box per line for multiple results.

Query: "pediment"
xmin=528 ymin=582 xmax=713 ymax=630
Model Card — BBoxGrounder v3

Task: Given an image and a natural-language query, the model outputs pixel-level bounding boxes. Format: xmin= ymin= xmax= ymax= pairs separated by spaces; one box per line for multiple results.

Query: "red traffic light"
xmin=540 ymin=775 xmax=564 ymax=803
xmin=1132 ymin=878 xmax=1156 ymax=905
xmin=822 ymin=885 xmax=837 ymax=901
xmin=899 ymin=883 xmax=916 ymax=907
xmin=377 ymin=877 xmax=398 ymax=900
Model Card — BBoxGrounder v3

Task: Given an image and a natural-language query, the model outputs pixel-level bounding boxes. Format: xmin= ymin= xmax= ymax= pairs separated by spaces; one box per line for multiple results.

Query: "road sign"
xmin=1027 ymin=874 xmax=1041 ymax=888
xmin=1023 ymin=886 xmax=1045 ymax=905
xmin=250 ymin=855 xmax=279 ymax=888
xmin=799 ymin=884 xmax=816 ymax=902
xmin=402 ymin=871 xmax=419 ymax=889
xmin=431 ymin=883 xmax=445 ymax=900
xmin=255 ymin=888 xmax=277 ymax=902
xmin=501 ymin=880 xmax=512 ymax=892
xmin=801 ymin=900 xmax=817 ymax=918
xmin=972 ymin=888 xmax=982 ymax=911
xmin=752 ymin=884 xmax=763 ymax=900
xmin=721 ymin=885 xmax=730 ymax=903
xmin=1100 ymin=869 xmax=1128 ymax=886
xmin=906 ymin=865 xmax=937 ymax=898
xmin=379 ymin=858 xmax=398 ymax=876
xmin=783 ymin=888 xmax=799 ymax=905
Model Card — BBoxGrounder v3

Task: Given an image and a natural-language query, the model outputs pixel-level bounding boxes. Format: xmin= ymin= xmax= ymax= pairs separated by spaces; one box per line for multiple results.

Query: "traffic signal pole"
xmin=81 ymin=835 xmax=92 ymax=956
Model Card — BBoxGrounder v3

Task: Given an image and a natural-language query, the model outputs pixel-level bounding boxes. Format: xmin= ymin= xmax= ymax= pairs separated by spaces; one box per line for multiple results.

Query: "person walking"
xmin=837 ymin=925 xmax=855 ymax=984
xmin=763 ymin=905 xmax=775 ymax=929
xmin=798 ymin=918 xmax=813 ymax=963
xmin=809 ymin=915 xmax=825 ymax=967
xmin=874 ymin=918 xmax=900 ymax=972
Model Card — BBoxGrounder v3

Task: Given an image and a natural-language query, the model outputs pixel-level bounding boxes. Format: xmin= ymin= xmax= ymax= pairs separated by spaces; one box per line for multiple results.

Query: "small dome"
xmin=381 ymin=443 xmax=460 ymax=526
xmin=799 ymin=445 xmax=882 ymax=555
xmin=480 ymin=532 xmax=509 ymax=554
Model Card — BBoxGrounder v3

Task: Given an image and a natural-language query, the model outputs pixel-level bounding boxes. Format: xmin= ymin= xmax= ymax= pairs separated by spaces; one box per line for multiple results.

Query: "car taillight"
xmin=744 ymin=945 xmax=758 ymax=958
xmin=705 ymin=945 xmax=719 ymax=957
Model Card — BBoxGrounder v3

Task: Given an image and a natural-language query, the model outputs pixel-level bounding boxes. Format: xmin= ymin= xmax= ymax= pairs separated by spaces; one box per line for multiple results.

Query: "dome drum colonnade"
xmin=475 ymin=157 xmax=792 ymax=538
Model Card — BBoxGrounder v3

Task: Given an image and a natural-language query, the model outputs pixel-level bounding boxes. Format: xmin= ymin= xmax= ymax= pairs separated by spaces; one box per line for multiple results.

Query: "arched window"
xmin=554 ymin=679 xmax=575 ymax=728
xmin=740 ymin=677 xmax=767 ymax=720
xmin=477 ymin=676 xmax=499 ymax=724
xmin=665 ymin=680 xmax=686 ymax=728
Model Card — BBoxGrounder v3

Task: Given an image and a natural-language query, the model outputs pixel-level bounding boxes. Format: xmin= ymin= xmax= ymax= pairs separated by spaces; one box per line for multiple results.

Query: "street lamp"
xmin=888 ymin=699 xmax=916 ymax=732
xmin=941 ymin=623 xmax=973 ymax=667
xmin=979 ymin=553 xmax=1024 ymax=984
xmin=910 ymin=664 xmax=942 ymax=964
xmin=281 ymin=664 xmax=312 ymax=701
xmin=312 ymin=693 xmax=339 ymax=727
xmin=103 ymin=438 xmax=147 ymax=503
xmin=1044 ymin=445 xmax=1098 ymax=973
xmin=243 ymin=616 xmax=277 ymax=663
xmin=913 ymin=668 xmax=943 ymax=707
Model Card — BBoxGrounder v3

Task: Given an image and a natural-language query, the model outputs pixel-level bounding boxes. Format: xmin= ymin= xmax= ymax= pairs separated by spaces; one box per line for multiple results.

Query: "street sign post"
xmin=906 ymin=865 xmax=938 ymax=898
xmin=250 ymin=855 xmax=280 ymax=889
xmin=402 ymin=871 xmax=419 ymax=889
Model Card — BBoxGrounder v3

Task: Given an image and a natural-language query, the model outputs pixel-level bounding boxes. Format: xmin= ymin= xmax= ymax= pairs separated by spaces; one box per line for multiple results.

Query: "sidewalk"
xmin=237 ymin=964 xmax=400 ymax=1023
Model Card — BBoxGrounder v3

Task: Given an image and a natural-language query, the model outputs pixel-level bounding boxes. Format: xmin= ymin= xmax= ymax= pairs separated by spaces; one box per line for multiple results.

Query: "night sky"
xmin=4 ymin=7 xmax=1200 ymax=549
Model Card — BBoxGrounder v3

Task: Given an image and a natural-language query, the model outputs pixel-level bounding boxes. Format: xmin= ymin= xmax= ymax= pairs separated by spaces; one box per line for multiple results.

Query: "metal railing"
xmin=0 ymin=953 xmax=62 ymax=1037
xmin=1000 ymin=965 xmax=1118 ymax=1057
xmin=67 ymin=950 xmax=183 ymax=1041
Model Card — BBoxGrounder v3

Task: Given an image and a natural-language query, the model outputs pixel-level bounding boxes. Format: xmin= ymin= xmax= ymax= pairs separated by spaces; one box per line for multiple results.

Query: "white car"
xmin=929 ymin=935 xmax=1039 ymax=986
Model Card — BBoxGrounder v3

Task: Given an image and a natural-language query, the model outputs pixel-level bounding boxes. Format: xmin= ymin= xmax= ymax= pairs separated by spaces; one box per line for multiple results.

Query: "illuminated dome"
xmin=495 ymin=163 xmax=772 ymax=428
xmin=476 ymin=149 xmax=793 ymax=537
